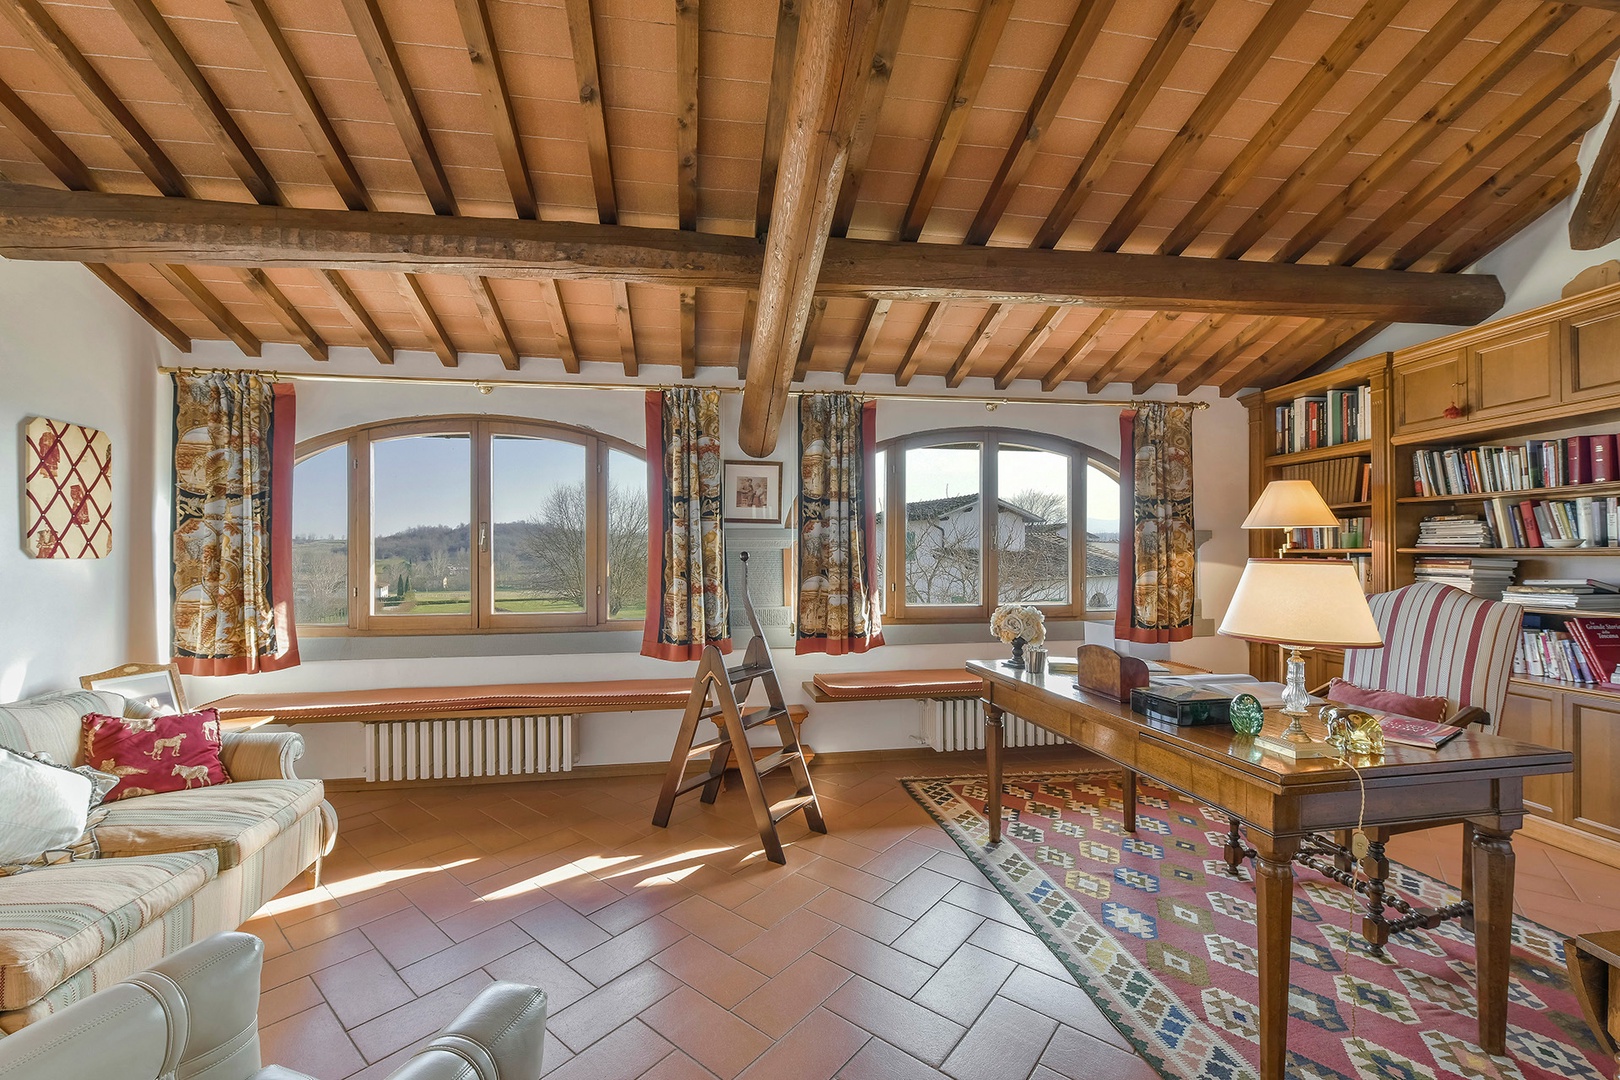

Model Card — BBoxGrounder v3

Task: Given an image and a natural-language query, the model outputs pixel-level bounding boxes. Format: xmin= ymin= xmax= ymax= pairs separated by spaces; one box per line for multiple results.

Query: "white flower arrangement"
xmin=990 ymin=604 xmax=1046 ymax=647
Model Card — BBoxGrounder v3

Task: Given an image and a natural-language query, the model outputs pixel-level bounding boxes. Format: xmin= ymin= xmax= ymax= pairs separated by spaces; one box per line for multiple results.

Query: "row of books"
xmin=1502 ymin=578 xmax=1620 ymax=611
xmin=1514 ymin=615 xmax=1620 ymax=687
xmin=1416 ymin=501 xmax=1620 ymax=549
xmin=1410 ymin=434 xmax=1620 ymax=497
xmin=1412 ymin=555 xmax=1517 ymax=599
xmin=1275 ymin=457 xmax=1371 ymax=506
xmin=1286 ymin=516 xmax=1370 ymax=550
xmin=1272 ymin=385 xmax=1373 ymax=454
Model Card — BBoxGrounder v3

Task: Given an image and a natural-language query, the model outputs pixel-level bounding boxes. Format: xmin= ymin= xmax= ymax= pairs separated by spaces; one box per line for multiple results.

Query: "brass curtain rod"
xmin=158 ymin=365 xmax=1210 ymax=411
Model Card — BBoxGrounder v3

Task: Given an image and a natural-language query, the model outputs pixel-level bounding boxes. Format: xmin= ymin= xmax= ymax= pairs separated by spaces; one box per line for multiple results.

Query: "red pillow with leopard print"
xmin=80 ymin=708 xmax=230 ymax=801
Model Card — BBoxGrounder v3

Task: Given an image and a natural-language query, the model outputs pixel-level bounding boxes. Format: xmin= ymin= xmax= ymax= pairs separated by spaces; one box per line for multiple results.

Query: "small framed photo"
xmin=723 ymin=460 xmax=783 ymax=524
xmin=80 ymin=662 xmax=188 ymax=717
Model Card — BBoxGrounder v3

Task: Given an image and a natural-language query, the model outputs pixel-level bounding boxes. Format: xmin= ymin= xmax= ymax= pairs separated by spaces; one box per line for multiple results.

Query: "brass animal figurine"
xmin=1320 ymin=706 xmax=1385 ymax=756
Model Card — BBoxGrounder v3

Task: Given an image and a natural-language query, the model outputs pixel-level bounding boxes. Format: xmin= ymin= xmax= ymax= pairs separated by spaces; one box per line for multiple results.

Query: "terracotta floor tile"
xmin=359 ymin=905 xmax=456 ymax=969
xmin=589 ymin=881 xmax=695 ymax=936
xmin=798 ymin=857 xmax=894 ymax=902
xmin=795 ymin=832 xmax=881 ymax=870
xmin=836 ymin=1036 xmax=948 ymax=1080
xmin=876 ymin=866 xmax=959 ymax=920
xmin=256 ymin=976 xmax=323 ymax=1027
xmin=939 ymin=996 xmax=1058 ymax=1080
xmin=282 ymin=889 xmax=412 ymax=951
xmin=912 ymin=943 xmax=1016 ymax=1028
xmin=920 ymin=849 xmax=990 ymax=887
xmin=734 ymin=1006 xmax=870 ymax=1080
xmin=941 ymin=879 xmax=1027 ymax=929
xmin=259 ymin=1002 xmax=366 ymax=1078
xmin=654 ymin=934 xmax=769 ymax=1009
xmin=434 ymin=884 xmax=556 ymax=942
xmin=732 ymin=906 xmax=840 ymax=977
xmin=343 ymin=1039 xmax=431 ymax=1080
xmin=997 ymin=967 xmax=1130 ymax=1051
xmin=891 ymin=902 xmax=985 ymax=968
xmin=1037 ymin=1025 xmax=1160 ymax=1080
xmin=665 ymin=895 xmax=766 ymax=953
xmin=642 ymin=1050 xmax=723 ymax=1080
xmin=825 ymin=975 xmax=965 ymax=1068
xmin=483 ymin=941 xmax=597 ymax=1012
xmin=544 ymin=1019 xmax=676 ymax=1080
xmin=548 ymin=960 xmax=683 ymax=1053
xmin=806 ymin=887 xmax=912 ymax=944
xmin=347 ymin=970 xmax=495 ymax=1063
xmin=513 ymin=898 xmax=612 ymax=961
xmin=641 ymin=985 xmax=774 ymax=1080
xmin=397 ymin=920 xmax=531 ymax=994
xmin=733 ymin=873 xmax=828 ymax=929
xmin=732 ymin=952 xmax=855 ymax=1040
xmin=570 ymin=914 xmax=688 ymax=987
xmin=311 ymin=949 xmax=414 ymax=1028
xmin=965 ymin=919 xmax=1071 ymax=980
xmin=260 ymin=927 xmax=375 ymax=990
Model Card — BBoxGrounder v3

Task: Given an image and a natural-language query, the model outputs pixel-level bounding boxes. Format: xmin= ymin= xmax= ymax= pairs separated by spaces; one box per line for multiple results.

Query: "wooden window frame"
xmin=293 ymin=414 xmax=646 ymax=636
xmin=878 ymin=427 xmax=1118 ymax=625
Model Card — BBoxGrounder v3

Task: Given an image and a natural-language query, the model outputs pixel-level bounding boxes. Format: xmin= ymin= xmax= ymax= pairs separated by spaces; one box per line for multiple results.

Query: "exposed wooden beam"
xmin=1085 ymin=312 xmax=1179 ymax=392
xmin=612 ymin=280 xmax=639 ymax=376
xmin=675 ymin=0 xmax=700 ymax=231
xmin=339 ymin=0 xmax=457 ymax=215
xmin=317 ymin=270 xmax=393 ymax=364
xmin=1156 ymin=0 xmax=1406 ymax=256
xmin=899 ymin=0 xmax=1014 ymax=242
xmin=843 ymin=298 xmax=892 ymax=383
xmin=454 ymin=0 xmax=537 ymax=220
xmin=225 ymin=0 xmax=372 ymax=211
xmin=1435 ymin=163 xmax=1582 ymax=274
xmin=946 ymin=304 xmax=1012 ymax=388
xmin=1039 ymin=310 xmax=1115 ymax=392
xmin=1033 ymin=0 xmax=1214 ymax=250
xmin=1572 ymin=104 xmax=1620 ymax=249
xmin=756 ymin=0 xmax=802 ymax=237
xmin=1216 ymin=0 xmax=1494 ymax=260
xmin=0 ymin=77 xmax=95 ymax=192
xmin=85 ymin=264 xmax=191 ymax=352
xmin=793 ymin=298 xmax=828 ymax=380
xmin=398 ymin=274 xmax=457 ymax=366
xmin=682 ymin=286 xmax=699 ymax=379
xmin=1305 ymin=10 xmax=1610 ymax=267
xmin=0 ymin=184 xmax=1509 ymax=325
xmin=1262 ymin=324 xmax=1384 ymax=390
xmin=242 ymin=270 xmax=327 ymax=360
xmin=964 ymin=0 xmax=1115 ymax=246
xmin=993 ymin=306 xmax=1062 ymax=389
xmin=470 ymin=276 xmax=520 ymax=370
xmin=1095 ymin=0 xmax=1312 ymax=253
xmin=561 ymin=0 xmax=617 ymax=224
xmin=830 ymin=0 xmax=910 ymax=237
xmin=157 ymin=264 xmax=260 ymax=356
xmin=1131 ymin=314 xmax=1231 ymax=393
xmin=1388 ymin=92 xmax=1607 ymax=270
xmin=540 ymin=278 xmax=580 ymax=373
xmin=1219 ymin=320 xmax=1360 ymax=396
xmin=105 ymin=0 xmax=280 ymax=205
xmin=894 ymin=301 xmax=949 ymax=386
xmin=0 ymin=0 xmax=190 ymax=198
xmin=736 ymin=291 xmax=756 ymax=379
xmin=1175 ymin=317 xmax=1278 ymax=394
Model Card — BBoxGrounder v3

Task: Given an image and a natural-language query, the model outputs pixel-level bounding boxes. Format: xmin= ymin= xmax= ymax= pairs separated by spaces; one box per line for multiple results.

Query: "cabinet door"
xmin=1306 ymin=648 xmax=1344 ymax=689
xmin=1569 ymin=696 xmax=1620 ymax=844
xmin=1393 ymin=349 xmax=1467 ymax=434
xmin=1497 ymin=685 xmax=1569 ymax=821
xmin=1467 ymin=324 xmax=1561 ymax=419
xmin=1564 ymin=297 xmax=1620 ymax=403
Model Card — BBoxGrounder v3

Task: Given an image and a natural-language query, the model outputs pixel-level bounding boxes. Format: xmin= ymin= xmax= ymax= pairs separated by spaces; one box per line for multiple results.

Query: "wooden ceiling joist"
xmin=243 ymin=270 xmax=327 ymax=361
xmin=1085 ymin=312 xmax=1177 ymax=393
xmin=157 ymin=264 xmax=260 ymax=356
xmin=1570 ymin=108 xmax=1620 ymax=249
xmin=830 ymin=0 xmax=910 ymax=237
xmin=899 ymin=0 xmax=1014 ymax=242
xmin=993 ymin=306 xmax=1062 ymax=389
xmin=470 ymin=277 xmax=521 ymax=371
xmin=675 ymin=0 xmax=700 ymax=232
xmin=85 ymin=264 xmax=190 ymax=352
xmin=793 ymin=298 xmax=828 ymax=380
xmin=454 ymin=0 xmax=537 ymax=221
xmin=1175 ymin=317 xmax=1279 ymax=394
xmin=946 ymin=304 xmax=1012 ymax=388
xmin=1436 ymin=162 xmax=1583 ymax=274
xmin=756 ymin=0 xmax=803 ymax=237
xmin=399 ymin=275 xmax=458 ymax=367
xmin=612 ymin=280 xmax=639 ymax=376
xmin=735 ymin=291 xmax=756 ymax=379
xmin=317 ymin=270 xmax=394 ymax=364
xmin=1220 ymin=320 xmax=1361 ymax=395
xmin=1130 ymin=314 xmax=1231 ymax=393
xmin=681 ymin=287 xmax=698 ymax=379
xmin=0 ymin=77 xmax=94 ymax=193
xmin=541 ymin=279 xmax=580 ymax=374
xmin=843 ymin=298 xmax=892 ymax=384
xmin=562 ymin=0 xmax=618 ymax=224
xmin=1040 ymin=310 xmax=1116 ymax=392
xmin=895 ymin=301 xmax=949 ymax=386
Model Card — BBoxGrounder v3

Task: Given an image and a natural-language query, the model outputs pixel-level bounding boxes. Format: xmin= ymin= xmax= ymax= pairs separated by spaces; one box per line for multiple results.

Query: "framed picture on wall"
xmin=722 ymin=460 xmax=783 ymax=524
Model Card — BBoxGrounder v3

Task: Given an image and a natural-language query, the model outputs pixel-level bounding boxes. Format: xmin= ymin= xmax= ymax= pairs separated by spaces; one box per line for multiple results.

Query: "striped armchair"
xmin=1336 ymin=581 xmax=1524 ymax=732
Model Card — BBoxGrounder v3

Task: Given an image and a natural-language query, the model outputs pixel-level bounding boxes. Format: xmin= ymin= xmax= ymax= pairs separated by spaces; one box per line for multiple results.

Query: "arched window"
xmin=290 ymin=416 xmax=647 ymax=633
xmin=874 ymin=428 xmax=1119 ymax=623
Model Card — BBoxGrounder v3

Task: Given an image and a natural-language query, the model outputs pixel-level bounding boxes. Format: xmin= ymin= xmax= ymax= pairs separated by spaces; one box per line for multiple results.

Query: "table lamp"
xmin=1242 ymin=479 xmax=1342 ymax=556
xmin=1217 ymin=558 xmax=1383 ymax=758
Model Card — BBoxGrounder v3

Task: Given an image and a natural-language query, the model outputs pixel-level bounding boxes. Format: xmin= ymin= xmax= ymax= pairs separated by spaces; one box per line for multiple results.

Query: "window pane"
xmin=606 ymin=448 xmax=649 ymax=620
xmin=372 ymin=434 xmax=471 ymax=616
xmin=997 ymin=446 xmax=1070 ymax=604
xmin=292 ymin=445 xmax=348 ymax=625
xmin=903 ymin=444 xmax=981 ymax=605
xmin=1086 ymin=463 xmax=1121 ymax=611
xmin=492 ymin=436 xmax=587 ymax=614
xmin=873 ymin=449 xmax=886 ymax=614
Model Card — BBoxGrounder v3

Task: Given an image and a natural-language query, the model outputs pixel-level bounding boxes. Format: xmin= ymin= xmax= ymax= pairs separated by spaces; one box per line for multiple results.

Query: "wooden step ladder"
xmin=651 ymin=554 xmax=825 ymax=864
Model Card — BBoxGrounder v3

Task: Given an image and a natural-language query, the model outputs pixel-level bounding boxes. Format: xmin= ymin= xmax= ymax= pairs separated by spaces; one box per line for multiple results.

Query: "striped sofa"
xmin=0 ymin=689 xmax=338 ymax=1034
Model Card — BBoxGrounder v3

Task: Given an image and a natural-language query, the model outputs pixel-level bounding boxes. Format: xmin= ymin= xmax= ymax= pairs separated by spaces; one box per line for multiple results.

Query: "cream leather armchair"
xmin=0 ymin=933 xmax=547 ymax=1080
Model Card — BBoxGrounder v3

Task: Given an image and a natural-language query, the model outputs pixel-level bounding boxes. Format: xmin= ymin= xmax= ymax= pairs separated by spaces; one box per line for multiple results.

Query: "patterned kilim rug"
xmin=902 ymin=771 xmax=1610 ymax=1080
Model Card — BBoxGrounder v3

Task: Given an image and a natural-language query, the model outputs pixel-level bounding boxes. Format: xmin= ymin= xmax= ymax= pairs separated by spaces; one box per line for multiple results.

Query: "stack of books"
xmin=1412 ymin=555 xmax=1518 ymax=599
xmin=1416 ymin=514 xmax=1494 ymax=548
xmin=1501 ymin=579 xmax=1620 ymax=611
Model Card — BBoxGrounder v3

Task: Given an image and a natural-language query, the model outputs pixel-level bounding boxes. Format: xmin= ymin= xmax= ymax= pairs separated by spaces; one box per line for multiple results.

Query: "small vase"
xmin=1005 ymin=635 xmax=1027 ymax=669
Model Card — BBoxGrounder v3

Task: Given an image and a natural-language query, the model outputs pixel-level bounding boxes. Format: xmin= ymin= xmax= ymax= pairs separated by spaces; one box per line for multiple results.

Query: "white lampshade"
xmin=1218 ymin=558 xmax=1383 ymax=648
xmin=1241 ymin=480 xmax=1341 ymax=529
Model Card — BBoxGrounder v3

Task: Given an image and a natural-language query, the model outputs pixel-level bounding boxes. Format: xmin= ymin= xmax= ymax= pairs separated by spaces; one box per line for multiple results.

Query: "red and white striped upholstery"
xmin=1340 ymin=582 xmax=1523 ymax=732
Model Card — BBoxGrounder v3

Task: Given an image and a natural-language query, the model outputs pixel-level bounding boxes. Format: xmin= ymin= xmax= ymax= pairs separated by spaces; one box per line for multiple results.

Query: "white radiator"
xmin=923 ymin=698 xmax=1069 ymax=753
xmin=364 ymin=715 xmax=575 ymax=782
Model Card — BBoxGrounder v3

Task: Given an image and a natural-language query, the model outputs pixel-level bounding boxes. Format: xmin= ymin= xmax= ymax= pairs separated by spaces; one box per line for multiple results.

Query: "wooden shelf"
xmin=1329 ymin=501 xmax=1371 ymax=513
xmin=1510 ymin=673 xmax=1620 ymax=700
xmin=1263 ymin=439 xmax=1372 ymax=467
xmin=1514 ymin=604 xmax=1620 ymax=617
xmin=1397 ymin=480 xmax=1620 ymax=505
xmin=1285 ymin=548 xmax=1372 ymax=555
xmin=1400 ymin=546 xmax=1620 ymax=555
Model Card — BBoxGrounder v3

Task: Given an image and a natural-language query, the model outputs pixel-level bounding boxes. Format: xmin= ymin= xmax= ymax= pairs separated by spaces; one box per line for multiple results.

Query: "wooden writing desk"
xmin=970 ymin=659 xmax=1573 ymax=1080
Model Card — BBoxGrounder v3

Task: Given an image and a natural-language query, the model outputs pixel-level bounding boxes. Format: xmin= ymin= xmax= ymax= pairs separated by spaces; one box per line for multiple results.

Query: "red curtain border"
xmin=795 ymin=397 xmax=885 ymax=656
xmin=1115 ymin=404 xmax=1194 ymax=645
xmin=174 ymin=378 xmax=300 ymax=676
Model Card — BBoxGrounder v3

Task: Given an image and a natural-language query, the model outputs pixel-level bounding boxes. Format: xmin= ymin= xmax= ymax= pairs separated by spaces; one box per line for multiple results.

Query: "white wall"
xmin=0 ymin=259 xmax=174 ymax=700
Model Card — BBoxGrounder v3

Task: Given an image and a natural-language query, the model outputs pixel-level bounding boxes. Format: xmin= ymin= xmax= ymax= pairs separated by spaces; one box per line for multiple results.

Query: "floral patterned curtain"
xmin=1115 ymin=402 xmax=1196 ymax=644
xmin=171 ymin=372 xmax=299 ymax=674
xmin=641 ymin=388 xmax=731 ymax=660
xmin=796 ymin=393 xmax=882 ymax=655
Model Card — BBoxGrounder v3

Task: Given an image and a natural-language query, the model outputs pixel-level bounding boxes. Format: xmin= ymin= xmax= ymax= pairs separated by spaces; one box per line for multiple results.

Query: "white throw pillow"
xmin=0 ymin=747 xmax=116 ymax=865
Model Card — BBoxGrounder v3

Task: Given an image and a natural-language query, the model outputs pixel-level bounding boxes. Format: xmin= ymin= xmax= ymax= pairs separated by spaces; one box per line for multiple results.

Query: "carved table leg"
xmin=1224 ymin=817 xmax=1246 ymax=875
xmin=984 ymin=701 xmax=1004 ymax=844
xmin=1122 ymin=770 xmax=1138 ymax=834
xmin=1460 ymin=821 xmax=1477 ymax=933
xmin=1471 ymin=822 xmax=1516 ymax=1056
xmin=1359 ymin=830 xmax=1391 ymax=952
xmin=1252 ymin=835 xmax=1301 ymax=1080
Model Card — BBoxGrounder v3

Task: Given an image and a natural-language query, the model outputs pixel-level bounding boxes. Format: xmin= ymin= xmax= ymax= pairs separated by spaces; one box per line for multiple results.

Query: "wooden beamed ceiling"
xmin=0 ymin=0 xmax=1614 ymax=449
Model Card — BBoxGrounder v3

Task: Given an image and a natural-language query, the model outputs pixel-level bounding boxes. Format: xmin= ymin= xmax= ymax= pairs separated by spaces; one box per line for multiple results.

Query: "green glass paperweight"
xmin=1230 ymin=693 xmax=1264 ymax=736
